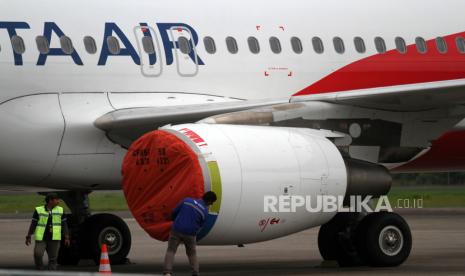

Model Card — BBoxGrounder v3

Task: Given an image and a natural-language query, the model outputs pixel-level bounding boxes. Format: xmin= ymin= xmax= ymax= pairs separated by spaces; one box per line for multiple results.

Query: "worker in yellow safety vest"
xmin=25 ymin=193 xmax=70 ymax=270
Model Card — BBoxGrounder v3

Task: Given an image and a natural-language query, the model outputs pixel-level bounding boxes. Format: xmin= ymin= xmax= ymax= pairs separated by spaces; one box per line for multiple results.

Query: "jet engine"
xmin=122 ymin=124 xmax=391 ymax=245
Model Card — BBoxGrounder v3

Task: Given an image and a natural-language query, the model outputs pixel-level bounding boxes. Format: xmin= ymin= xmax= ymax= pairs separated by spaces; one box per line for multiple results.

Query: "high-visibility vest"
xmin=34 ymin=206 xmax=63 ymax=241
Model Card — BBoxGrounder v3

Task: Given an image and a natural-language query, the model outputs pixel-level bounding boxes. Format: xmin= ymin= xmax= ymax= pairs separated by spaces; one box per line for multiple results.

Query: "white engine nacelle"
xmin=123 ymin=124 xmax=349 ymax=245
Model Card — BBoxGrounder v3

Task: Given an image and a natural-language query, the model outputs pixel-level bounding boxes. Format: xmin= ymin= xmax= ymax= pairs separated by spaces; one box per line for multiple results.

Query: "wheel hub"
xmin=378 ymin=225 xmax=403 ymax=256
xmin=99 ymin=226 xmax=123 ymax=255
xmin=105 ymin=232 xmax=117 ymax=244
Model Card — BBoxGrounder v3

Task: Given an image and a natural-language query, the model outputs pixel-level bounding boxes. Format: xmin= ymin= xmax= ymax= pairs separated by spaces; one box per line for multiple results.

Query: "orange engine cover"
xmin=122 ymin=130 xmax=204 ymax=241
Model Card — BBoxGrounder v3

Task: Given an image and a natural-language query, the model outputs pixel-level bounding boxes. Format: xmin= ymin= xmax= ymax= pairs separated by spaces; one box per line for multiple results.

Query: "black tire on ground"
xmin=355 ymin=212 xmax=412 ymax=267
xmin=57 ymin=214 xmax=80 ymax=266
xmin=57 ymin=241 xmax=80 ymax=265
xmin=82 ymin=213 xmax=132 ymax=265
xmin=318 ymin=212 xmax=364 ymax=267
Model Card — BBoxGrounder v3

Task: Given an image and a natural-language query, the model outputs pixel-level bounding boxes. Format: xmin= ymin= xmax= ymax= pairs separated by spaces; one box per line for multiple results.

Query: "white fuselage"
xmin=1 ymin=0 xmax=465 ymax=190
xmin=1 ymin=0 xmax=465 ymax=101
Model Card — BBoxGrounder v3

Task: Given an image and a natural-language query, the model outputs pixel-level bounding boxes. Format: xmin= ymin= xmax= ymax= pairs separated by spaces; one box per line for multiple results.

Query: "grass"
xmin=387 ymin=185 xmax=465 ymax=208
xmin=0 ymin=194 xmax=48 ymax=214
xmin=0 ymin=186 xmax=464 ymax=214
xmin=87 ymin=191 xmax=129 ymax=211
xmin=0 ymin=191 xmax=128 ymax=214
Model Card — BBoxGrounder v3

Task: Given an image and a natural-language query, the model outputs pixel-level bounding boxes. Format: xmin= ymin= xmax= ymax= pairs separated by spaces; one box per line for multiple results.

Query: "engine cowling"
xmin=122 ymin=124 xmax=389 ymax=245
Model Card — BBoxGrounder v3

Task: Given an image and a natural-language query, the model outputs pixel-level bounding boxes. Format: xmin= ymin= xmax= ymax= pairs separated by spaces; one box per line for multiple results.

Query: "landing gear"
xmin=57 ymin=191 xmax=132 ymax=266
xmin=318 ymin=211 xmax=411 ymax=267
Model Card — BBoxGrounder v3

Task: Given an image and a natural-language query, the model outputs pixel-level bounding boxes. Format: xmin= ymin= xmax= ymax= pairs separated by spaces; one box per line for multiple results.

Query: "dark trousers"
xmin=34 ymin=240 xmax=60 ymax=270
xmin=163 ymin=230 xmax=199 ymax=275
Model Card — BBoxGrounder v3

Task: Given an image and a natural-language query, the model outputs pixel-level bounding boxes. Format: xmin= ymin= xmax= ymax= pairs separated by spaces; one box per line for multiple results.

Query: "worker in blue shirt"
xmin=163 ymin=191 xmax=217 ymax=276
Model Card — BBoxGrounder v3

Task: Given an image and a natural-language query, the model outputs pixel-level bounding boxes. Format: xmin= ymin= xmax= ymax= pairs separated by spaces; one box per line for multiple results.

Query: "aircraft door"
xmin=169 ymin=26 xmax=199 ymax=77
xmin=134 ymin=24 xmax=163 ymax=77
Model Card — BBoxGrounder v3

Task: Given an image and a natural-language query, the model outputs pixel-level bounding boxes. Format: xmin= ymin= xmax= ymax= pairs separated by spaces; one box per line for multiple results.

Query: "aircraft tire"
xmin=57 ymin=214 xmax=80 ymax=266
xmin=318 ymin=212 xmax=364 ymax=266
xmin=83 ymin=213 xmax=132 ymax=265
xmin=57 ymin=240 xmax=80 ymax=265
xmin=355 ymin=212 xmax=412 ymax=267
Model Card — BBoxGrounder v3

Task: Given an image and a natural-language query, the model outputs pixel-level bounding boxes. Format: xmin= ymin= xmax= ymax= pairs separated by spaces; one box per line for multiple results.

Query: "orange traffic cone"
xmin=99 ymin=244 xmax=112 ymax=274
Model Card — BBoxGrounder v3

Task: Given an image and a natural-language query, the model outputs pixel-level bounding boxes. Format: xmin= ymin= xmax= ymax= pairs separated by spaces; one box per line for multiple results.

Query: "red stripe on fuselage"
xmin=393 ymin=130 xmax=465 ymax=172
xmin=294 ymin=32 xmax=465 ymax=96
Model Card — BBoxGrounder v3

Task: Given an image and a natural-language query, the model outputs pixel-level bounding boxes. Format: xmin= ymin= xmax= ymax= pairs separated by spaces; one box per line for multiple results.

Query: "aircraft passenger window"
xmin=456 ymin=37 xmax=465 ymax=53
xmin=375 ymin=37 xmax=386 ymax=53
xmin=83 ymin=36 xmax=97 ymax=54
xmin=60 ymin=36 xmax=74 ymax=55
xmin=415 ymin=37 xmax=427 ymax=54
xmin=226 ymin=37 xmax=238 ymax=54
xmin=142 ymin=36 xmax=155 ymax=54
xmin=11 ymin=35 xmax=26 ymax=54
xmin=436 ymin=37 xmax=447 ymax=54
xmin=269 ymin=37 xmax=282 ymax=54
xmin=107 ymin=36 xmax=121 ymax=55
xmin=291 ymin=37 xmax=303 ymax=54
xmin=36 ymin=36 xmax=50 ymax=54
xmin=178 ymin=37 xmax=191 ymax=55
xmin=354 ymin=37 xmax=366 ymax=53
xmin=248 ymin=37 xmax=260 ymax=54
xmin=395 ymin=37 xmax=407 ymax=54
xmin=333 ymin=37 xmax=345 ymax=54
xmin=203 ymin=36 xmax=216 ymax=54
xmin=312 ymin=37 xmax=324 ymax=54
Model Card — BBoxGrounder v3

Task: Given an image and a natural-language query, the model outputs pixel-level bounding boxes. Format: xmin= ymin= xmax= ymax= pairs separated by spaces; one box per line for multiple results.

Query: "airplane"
xmin=1 ymin=0 xmax=465 ymax=268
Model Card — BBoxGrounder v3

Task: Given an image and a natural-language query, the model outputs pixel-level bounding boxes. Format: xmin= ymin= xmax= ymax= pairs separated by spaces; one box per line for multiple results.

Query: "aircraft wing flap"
xmin=291 ymin=79 xmax=465 ymax=111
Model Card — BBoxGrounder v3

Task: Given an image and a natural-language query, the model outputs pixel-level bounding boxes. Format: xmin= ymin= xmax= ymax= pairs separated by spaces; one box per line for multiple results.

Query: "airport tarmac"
xmin=0 ymin=210 xmax=464 ymax=276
